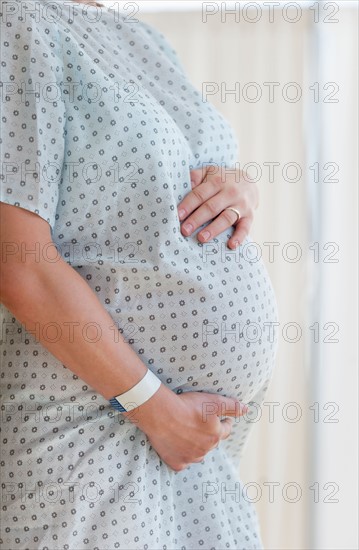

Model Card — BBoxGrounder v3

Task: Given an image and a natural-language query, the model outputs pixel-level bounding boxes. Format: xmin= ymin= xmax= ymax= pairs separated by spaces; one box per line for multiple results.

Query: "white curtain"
xmin=138 ymin=5 xmax=358 ymax=550
xmin=308 ymin=5 xmax=358 ymax=550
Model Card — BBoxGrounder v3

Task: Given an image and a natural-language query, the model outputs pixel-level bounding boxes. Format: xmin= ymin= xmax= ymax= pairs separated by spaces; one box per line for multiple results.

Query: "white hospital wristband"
xmin=109 ymin=368 xmax=162 ymax=413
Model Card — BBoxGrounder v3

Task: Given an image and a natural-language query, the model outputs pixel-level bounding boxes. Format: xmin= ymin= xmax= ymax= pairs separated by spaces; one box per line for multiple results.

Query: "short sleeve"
xmin=138 ymin=19 xmax=188 ymax=76
xmin=0 ymin=9 xmax=66 ymax=232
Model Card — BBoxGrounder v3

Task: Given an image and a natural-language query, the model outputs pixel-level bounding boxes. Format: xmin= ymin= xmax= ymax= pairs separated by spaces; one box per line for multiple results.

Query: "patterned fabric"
xmin=0 ymin=1 xmax=278 ymax=548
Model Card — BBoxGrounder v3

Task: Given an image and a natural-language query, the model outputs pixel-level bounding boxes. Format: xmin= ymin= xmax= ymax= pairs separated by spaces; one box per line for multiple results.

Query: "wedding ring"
xmin=223 ymin=207 xmax=241 ymax=223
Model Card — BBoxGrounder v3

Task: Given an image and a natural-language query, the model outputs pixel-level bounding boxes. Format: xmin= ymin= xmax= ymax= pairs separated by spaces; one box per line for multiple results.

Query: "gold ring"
xmin=223 ymin=207 xmax=241 ymax=224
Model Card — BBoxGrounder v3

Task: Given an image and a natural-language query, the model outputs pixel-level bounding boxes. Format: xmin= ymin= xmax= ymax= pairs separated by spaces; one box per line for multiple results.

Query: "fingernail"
xmin=230 ymin=240 xmax=239 ymax=249
xmin=200 ymin=230 xmax=211 ymax=241
xmin=178 ymin=209 xmax=186 ymax=220
xmin=240 ymin=403 xmax=248 ymax=413
xmin=183 ymin=223 xmax=193 ymax=235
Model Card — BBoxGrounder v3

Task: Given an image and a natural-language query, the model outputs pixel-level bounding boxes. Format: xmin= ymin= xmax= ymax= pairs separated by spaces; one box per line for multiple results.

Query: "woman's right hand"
xmin=122 ymin=382 xmax=248 ymax=472
xmin=0 ymin=202 xmax=246 ymax=474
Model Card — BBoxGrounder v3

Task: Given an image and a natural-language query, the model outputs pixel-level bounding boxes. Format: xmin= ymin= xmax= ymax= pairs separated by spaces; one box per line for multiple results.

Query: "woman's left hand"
xmin=177 ymin=165 xmax=259 ymax=250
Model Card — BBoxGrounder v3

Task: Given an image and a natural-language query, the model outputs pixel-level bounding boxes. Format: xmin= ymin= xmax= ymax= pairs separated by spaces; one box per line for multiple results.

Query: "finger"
xmin=190 ymin=166 xmax=209 ymax=189
xmin=227 ymin=217 xmax=252 ymax=249
xmin=197 ymin=207 xmax=242 ymax=243
xmin=178 ymin=175 xmax=224 ymax=224
xmin=217 ymin=401 xmax=248 ymax=418
xmin=218 ymin=417 xmax=234 ymax=440
xmin=206 ymin=394 xmax=248 ymax=418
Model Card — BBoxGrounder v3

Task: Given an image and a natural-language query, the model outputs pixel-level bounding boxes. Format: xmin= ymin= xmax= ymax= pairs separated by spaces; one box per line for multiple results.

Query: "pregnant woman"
xmin=0 ymin=0 xmax=278 ymax=548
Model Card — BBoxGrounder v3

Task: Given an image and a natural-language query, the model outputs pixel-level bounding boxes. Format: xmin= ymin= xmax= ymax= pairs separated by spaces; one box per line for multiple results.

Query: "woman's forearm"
xmin=1 ymin=252 xmax=150 ymax=401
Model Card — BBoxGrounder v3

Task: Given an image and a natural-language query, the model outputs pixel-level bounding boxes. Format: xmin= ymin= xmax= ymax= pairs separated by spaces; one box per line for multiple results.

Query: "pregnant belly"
xmin=95 ymin=232 xmax=279 ymax=405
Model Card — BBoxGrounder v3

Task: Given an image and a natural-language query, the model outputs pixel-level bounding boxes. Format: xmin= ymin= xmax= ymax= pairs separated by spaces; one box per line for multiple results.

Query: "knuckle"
xmin=227 ymin=185 xmax=239 ymax=200
xmin=237 ymin=197 xmax=247 ymax=212
xmin=192 ymin=187 xmax=206 ymax=203
xmin=206 ymin=200 xmax=218 ymax=216
xmin=222 ymin=209 xmax=237 ymax=225
xmin=212 ymin=175 xmax=224 ymax=188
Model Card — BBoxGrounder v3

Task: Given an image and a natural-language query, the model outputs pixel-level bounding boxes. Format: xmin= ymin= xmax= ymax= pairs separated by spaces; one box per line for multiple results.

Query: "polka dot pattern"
xmin=0 ymin=1 xmax=278 ymax=548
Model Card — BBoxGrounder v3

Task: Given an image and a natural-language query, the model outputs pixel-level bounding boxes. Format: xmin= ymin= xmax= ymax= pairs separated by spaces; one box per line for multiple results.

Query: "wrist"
xmin=122 ymin=383 xmax=180 ymax=433
xmin=109 ymin=367 xmax=162 ymax=413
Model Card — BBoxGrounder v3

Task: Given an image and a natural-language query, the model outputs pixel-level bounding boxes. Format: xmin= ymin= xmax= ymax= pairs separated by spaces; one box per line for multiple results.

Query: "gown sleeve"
xmin=0 ymin=10 xmax=66 ymax=233
xmin=138 ymin=19 xmax=188 ymax=76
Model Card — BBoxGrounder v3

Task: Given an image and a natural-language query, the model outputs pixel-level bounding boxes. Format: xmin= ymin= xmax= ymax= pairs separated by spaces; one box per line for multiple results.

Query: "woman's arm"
xmin=0 ymin=202 xmax=246 ymax=471
xmin=0 ymin=203 xmax=153 ymax=401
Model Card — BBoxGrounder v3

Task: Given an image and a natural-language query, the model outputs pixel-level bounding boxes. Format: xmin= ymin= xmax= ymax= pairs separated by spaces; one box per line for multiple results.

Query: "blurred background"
xmin=104 ymin=1 xmax=358 ymax=548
